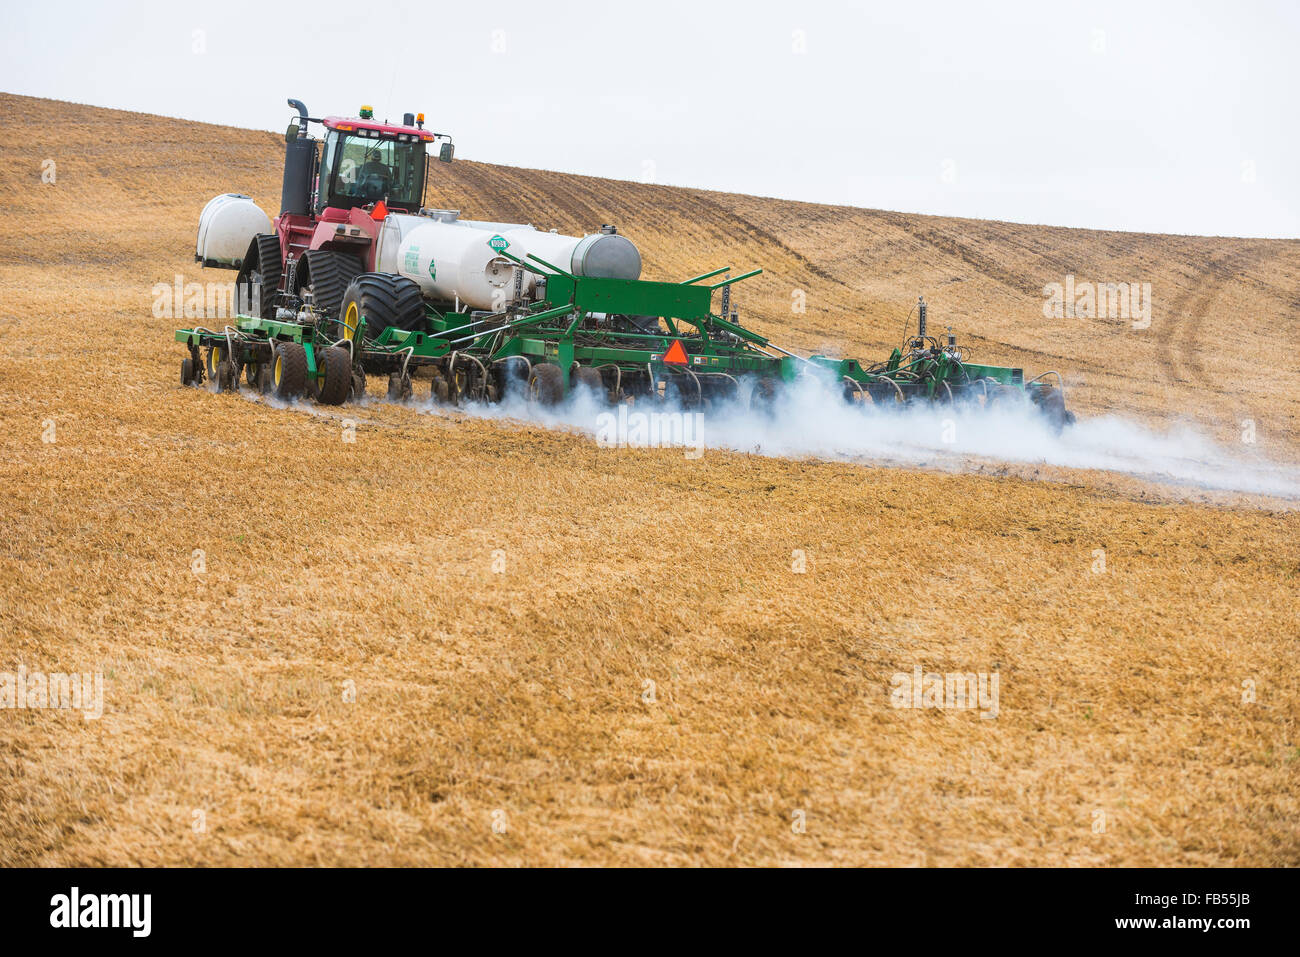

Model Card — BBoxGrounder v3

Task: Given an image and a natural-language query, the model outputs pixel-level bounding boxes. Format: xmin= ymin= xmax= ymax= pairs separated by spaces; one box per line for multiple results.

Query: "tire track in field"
xmin=1155 ymin=244 xmax=1278 ymax=444
xmin=874 ymin=212 xmax=1076 ymax=299
xmin=1157 ymin=244 xmax=1271 ymax=384
xmin=682 ymin=190 xmax=848 ymax=286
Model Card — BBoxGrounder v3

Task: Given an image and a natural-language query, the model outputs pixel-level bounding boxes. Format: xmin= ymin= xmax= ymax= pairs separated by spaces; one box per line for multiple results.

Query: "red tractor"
xmin=197 ymin=98 xmax=454 ymax=324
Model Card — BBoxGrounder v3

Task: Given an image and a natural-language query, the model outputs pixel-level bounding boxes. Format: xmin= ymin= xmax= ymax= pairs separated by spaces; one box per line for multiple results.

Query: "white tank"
xmin=392 ymin=219 xmax=534 ymax=310
xmin=461 ymin=221 xmax=641 ymax=280
xmin=374 ymin=213 xmax=429 ymax=273
xmin=196 ymin=194 xmax=272 ymax=268
xmin=373 ymin=214 xmax=643 ymax=310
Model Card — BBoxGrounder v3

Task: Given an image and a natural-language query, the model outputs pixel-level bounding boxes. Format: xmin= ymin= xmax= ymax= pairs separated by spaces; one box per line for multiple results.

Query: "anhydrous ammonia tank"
xmin=462 ymin=221 xmax=641 ymax=282
xmin=375 ymin=213 xmax=642 ymax=310
xmin=195 ymin=194 xmax=272 ymax=268
xmin=386 ymin=219 xmax=531 ymax=310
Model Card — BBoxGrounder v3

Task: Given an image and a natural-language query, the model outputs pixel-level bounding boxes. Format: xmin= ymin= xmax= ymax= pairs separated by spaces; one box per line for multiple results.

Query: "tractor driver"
xmin=354 ymin=149 xmax=393 ymax=201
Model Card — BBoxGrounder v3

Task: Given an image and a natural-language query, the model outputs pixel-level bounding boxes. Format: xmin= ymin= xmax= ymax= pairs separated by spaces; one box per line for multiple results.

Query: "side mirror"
xmin=285 ymin=122 xmax=300 ymax=143
xmin=439 ymin=142 xmax=454 ymax=164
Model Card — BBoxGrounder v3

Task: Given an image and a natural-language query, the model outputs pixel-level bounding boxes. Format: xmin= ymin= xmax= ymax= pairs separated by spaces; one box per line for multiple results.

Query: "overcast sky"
xmin=4 ymin=0 xmax=1297 ymax=238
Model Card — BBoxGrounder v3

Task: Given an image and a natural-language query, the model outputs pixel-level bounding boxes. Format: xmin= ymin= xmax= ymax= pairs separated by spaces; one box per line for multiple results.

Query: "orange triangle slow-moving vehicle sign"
xmin=662 ymin=340 xmax=688 ymax=365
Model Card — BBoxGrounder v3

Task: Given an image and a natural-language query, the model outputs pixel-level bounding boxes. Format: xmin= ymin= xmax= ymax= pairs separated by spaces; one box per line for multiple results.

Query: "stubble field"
xmin=1 ymin=93 xmax=1297 ymax=866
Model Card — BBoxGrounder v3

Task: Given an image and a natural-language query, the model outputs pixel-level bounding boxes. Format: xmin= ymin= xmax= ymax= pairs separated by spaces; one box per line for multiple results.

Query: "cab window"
xmin=318 ymin=131 xmax=424 ymax=212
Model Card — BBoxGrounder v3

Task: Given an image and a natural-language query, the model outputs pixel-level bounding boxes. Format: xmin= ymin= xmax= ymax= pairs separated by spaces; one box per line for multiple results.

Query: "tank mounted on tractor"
xmin=178 ymin=98 xmax=1073 ymax=431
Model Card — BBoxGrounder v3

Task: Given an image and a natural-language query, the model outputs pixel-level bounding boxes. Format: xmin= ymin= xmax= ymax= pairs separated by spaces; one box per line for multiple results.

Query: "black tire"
xmin=350 ymin=366 xmax=367 ymax=402
xmin=987 ymin=384 xmax=1021 ymax=409
xmin=297 ymin=250 xmax=365 ymax=322
xmin=665 ymin=374 xmax=704 ymax=410
xmin=339 ymin=273 xmax=426 ymax=343
xmin=387 ymin=372 xmax=413 ymax=401
xmin=205 ymin=344 xmax=228 ymax=379
xmin=235 ymin=234 xmax=282 ymax=320
xmin=315 ymin=346 xmax=352 ymax=406
xmin=181 ymin=357 xmax=195 ymax=386
xmin=702 ymin=376 xmax=740 ymax=411
xmin=491 ymin=358 xmax=530 ymax=402
xmin=446 ymin=368 xmax=469 ymax=406
xmin=272 ymin=341 xmax=307 ymax=399
xmin=749 ymin=376 xmax=782 ymax=415
xmin=571 ymin=366 xmax=606 ymax=402
xmin=244 ymin=360 xmax=264 ymax=389
xmin=1033 ymin=387 xmax=1072 ymax=434
xmin=429 ymin=369 xmax=451 ymax=405
xmin=527 ymin=363 xmax=564 ymax=406
xmin=216 ymin=361 xmax=235 ymax=392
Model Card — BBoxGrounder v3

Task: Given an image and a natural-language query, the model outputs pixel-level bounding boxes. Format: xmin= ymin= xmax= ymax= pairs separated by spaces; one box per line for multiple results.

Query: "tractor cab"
xmin=316 ymin=111 xmax=437 ymax=214
xmin=274 ymin=101 xmax=454 ymax=221
xmin=196 ymin=100 xmax=457 ymax=314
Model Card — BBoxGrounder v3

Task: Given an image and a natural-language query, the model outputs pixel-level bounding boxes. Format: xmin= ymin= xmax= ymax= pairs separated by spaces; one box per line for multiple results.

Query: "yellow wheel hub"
xmin=343 ymin=302 xmax=359 ymax=342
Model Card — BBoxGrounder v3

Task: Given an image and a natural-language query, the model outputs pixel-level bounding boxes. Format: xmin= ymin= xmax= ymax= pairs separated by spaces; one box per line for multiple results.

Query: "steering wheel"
xmin=355 ymin=161 xmax=391 ymax=199
xmin=356 ymin=172 xmax=388 ymax=199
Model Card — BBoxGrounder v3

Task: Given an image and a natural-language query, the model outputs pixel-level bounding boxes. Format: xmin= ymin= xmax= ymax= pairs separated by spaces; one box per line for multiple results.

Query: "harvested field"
xmin=1 ymin=93 xmax=1297 ymax=866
